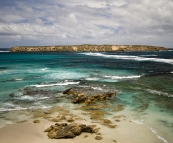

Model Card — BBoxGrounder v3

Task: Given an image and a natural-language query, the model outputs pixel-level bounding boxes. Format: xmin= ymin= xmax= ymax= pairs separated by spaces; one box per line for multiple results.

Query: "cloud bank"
xmin=0 ymin=0 xmax=173 ymax=48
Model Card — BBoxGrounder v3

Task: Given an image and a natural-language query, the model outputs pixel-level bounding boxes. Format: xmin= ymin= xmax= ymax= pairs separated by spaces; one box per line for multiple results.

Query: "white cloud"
xmin=69 ymin=13 xmax=77 ymax=23
xmin=0 ymin=0 xmax=173 ymax=47
xmin=1 ymin=15 xmax=24 ymax=23
xmin=82 ymin=1 xmax=108 ymax=8
xmin=0 ymin=35 xmax=21 ymax=42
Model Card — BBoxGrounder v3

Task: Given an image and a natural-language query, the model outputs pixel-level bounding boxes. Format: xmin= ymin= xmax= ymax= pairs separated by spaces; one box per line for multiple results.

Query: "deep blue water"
xmin=0 ymin=50 xmax=173 ymax=142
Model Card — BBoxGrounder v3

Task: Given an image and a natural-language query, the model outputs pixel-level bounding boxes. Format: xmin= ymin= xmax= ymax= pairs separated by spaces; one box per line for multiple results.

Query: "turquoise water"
xmin=0 ymin=50 xmax=173 ymax=142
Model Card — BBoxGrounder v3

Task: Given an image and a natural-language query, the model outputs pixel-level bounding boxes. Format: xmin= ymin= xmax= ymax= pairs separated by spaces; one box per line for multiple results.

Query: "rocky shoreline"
xmin=42 ymin=87 xmax=117 ymax=140
xmin=9 ymin=44 xmax=168 ymax=52
xmin=0 ymin=86 xmax=167 ymax=143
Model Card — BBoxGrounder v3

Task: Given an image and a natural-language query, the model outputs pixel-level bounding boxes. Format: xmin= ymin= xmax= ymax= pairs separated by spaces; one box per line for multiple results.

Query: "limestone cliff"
xmin=9 ymin=44 xmax=168 ymax=52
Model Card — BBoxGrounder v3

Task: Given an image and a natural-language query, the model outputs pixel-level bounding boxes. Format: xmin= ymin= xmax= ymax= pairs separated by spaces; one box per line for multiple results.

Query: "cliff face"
xmin=9 ymin=45 xmax=168 ymax=52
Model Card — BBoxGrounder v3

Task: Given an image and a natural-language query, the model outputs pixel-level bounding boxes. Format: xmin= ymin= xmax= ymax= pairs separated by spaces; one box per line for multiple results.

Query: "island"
xmin=9 ymin=44 xmax=168 ymax=52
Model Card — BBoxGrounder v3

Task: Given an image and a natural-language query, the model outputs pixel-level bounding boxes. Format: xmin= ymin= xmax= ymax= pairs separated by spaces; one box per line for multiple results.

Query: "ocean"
xmin=0 ymin=49 xmax=173 ymax=142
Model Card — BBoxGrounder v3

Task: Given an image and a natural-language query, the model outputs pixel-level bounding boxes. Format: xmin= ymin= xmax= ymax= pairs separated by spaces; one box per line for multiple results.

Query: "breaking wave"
xmin=140 ymin=54 xmax=158 ymax=57
xmin=146 ymin=89 xmax=173 ymax=97
xmin=91 ymin=86 xmax=103 ymax=91
xmin=16 ymin=96 xmax=49 ymax=101
xmin=85 ymin=75 xmax=142 ymax=82
xmin=0 ymin=107 xmax=27 ymax=112
xmin=15 ymin=78 xmax=23 ymax=81
xmin=29 ymin=81 xmax=80 ymax=88
xmin=104 ymin=75 xmax=141 ymax=80
xmin=0 ymin=51 xmax=9 ymax=52
xmin=85 ymin=77 xmax=100 ymax=81
xmin=82 ymin=53 xmax=173 ymax=65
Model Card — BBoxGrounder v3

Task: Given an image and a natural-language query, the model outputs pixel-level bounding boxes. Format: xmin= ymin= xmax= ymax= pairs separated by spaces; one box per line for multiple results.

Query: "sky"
xmin=0 ymin=0 xmax=173 ymax=48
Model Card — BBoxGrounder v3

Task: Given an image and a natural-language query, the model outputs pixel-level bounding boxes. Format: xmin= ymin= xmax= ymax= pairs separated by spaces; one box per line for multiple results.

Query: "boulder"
xmin=72 ymin=93 xmax=88 ymax=103
xmin=33 ymin=120 xmax=40 ymax=123
xmin=65 ymin=116 xmax=74 ymax=122
xmin=103 ymin=119 xmax=112 ymax=124
xmin=63 ymin=88 xmax=72 ymax=94
xmin=82 ymin=125 xmax=95 ymax=133
xmin=95 ymin=136 xmax=102 ymax=140
xmin=62 ymin=88 xmax=116 ymax=105
xmin=68 ymin=123 xmax=84 ymax=135
xmin=45 ymin=123 xmax=95 ymax=139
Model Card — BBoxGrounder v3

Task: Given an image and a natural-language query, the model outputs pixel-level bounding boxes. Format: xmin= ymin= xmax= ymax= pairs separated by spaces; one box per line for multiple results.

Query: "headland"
xmin=9 ymin=44 xmax=168 ymax=52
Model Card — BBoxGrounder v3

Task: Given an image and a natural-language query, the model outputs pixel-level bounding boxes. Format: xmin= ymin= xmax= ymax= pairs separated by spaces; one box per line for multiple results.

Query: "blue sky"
xmin=0 ymin=0 xmax=173 ymax=48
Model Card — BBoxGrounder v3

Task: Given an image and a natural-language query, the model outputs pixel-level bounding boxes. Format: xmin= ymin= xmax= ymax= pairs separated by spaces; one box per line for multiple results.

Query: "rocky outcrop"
xmin=33 ymin=120 xmax=40 ymax=123
xmin=44 ymin=123 xmax=95 ymax=139
xmin=62 ymin=88 xmax=116 ymax=104
xmin=95 ymin=136 xmax=102 ymax=140
xmin=9 ymin=44 xmax=168 ymax=52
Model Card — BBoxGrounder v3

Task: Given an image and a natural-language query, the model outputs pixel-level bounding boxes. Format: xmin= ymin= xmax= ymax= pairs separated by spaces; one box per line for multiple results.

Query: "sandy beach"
xmin=0 ymin=102 xmax=165 ymax=143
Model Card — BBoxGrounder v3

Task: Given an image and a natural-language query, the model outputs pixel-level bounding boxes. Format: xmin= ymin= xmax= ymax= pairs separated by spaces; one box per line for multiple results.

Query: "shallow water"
xmin=0 ymin=50 xmax=173 ymax=142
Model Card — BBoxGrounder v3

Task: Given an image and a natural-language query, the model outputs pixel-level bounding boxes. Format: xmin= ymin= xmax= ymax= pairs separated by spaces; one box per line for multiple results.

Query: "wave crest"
xmin=29 ymin=81 xmax=80 ymax=88
xmin=82 ymin=53 xmax=173 ymax=65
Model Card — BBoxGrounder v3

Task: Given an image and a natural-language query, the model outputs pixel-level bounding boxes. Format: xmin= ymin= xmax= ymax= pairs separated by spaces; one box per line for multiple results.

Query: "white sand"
xmin=0 ymin=110 xmax=165 ymax=143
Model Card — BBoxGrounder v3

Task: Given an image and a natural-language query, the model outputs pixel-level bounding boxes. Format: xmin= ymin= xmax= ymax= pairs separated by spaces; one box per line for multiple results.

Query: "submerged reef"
xmin=9 ymin=44 xmax=167 ymax=52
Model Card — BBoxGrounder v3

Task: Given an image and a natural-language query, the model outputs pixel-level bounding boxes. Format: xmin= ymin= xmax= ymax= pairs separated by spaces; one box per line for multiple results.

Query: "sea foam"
xmin=131 ymin=119 xmax=143 ymax=125
xmin=149 ymin=128 xmax=168 ymax=143
xmin=104 ymin=75 xmax=141 ymax=80
xmin=30 ymin=81 xmax=80 ymax=88
xmin=146 ymin=89 xmax=173 ymax=97
xmin=140 ymin=54 xmax=158 ymax=57
xmin=91 ymin=86 xmax=103 ymax=91
xmin=0 ymin=107 xmax=27 ymax=112
xmin=17 ymin=96 xmax=49 ymax=101
xmin=132 ymin=119 xmax=168 ymax=143
xmin=15 ymin=78 xmax=23 ymax=81
xmin=86 ymin=77 xmax=100 ymax=81
xmin=82 ymin=53 xmax=173 ymax=65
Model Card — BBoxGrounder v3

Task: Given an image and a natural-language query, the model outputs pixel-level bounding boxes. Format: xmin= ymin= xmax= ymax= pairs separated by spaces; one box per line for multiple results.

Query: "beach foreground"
xmin=0 ymin=104 xmax=164 ymax=143
xmin=0 ymin=86 xmax=167 ymax=143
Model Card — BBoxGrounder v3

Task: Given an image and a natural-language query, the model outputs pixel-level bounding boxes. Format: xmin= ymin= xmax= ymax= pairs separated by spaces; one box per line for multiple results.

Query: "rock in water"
xmin=63 ymin=88 xmax=116 ymax=104
xmin=63 ymin=88 xmax=72 ymax=94
xmin=72 ymin=93 xmax=88 ymax=103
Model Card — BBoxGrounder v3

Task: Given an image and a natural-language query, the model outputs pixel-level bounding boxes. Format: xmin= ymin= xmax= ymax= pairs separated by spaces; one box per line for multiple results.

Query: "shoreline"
xmin=0 ymin=92 xmax=169 ymax=143
xmin=0 ymin=104 xmax=166 ymax=143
